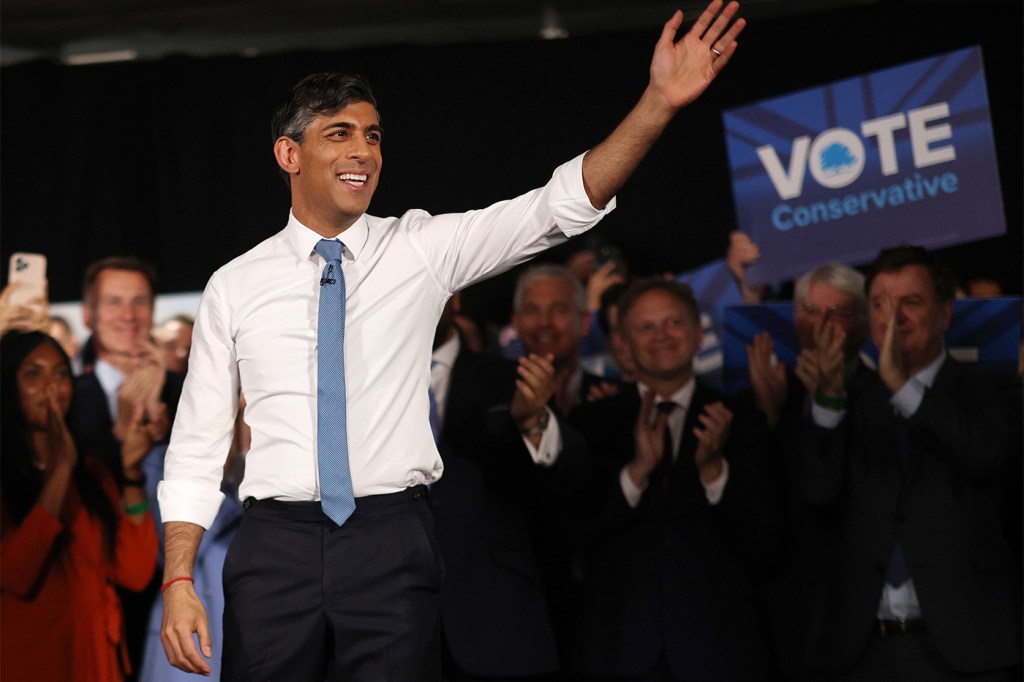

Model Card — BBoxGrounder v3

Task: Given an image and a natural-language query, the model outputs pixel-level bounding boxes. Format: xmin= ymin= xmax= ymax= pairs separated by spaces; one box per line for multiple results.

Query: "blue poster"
xmin=723 ymin=47 xmax=1005 ymax=285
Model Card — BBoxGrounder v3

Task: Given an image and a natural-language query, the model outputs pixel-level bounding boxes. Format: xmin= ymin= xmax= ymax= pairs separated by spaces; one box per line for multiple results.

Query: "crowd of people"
xmin=1 ymin=1 xmax=1021 ymax=679
xmin=2 ymin=237 xmax=1020 ymax=681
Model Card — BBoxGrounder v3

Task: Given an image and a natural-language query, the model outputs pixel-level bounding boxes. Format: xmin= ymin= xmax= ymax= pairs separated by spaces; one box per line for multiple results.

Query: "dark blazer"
xmin=735 ymin=362 xmax=870 ymax=680
xmin=429 ymin=345 xmax=590 ymax=678
xmin=71 ymin=369 xmax=185 ymax=480
xmin=804 ymin=357 xmax=1023 ymax=675
xmin=568 ymin=381 xmax=777 ymax=681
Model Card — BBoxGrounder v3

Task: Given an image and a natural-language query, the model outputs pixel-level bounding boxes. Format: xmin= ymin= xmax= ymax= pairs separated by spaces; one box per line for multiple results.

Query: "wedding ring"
xmin=711 ymin=46 xmax=722 ymax=57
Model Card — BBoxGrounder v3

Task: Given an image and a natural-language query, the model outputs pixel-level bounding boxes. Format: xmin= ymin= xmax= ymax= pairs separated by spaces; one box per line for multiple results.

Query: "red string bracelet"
xmin=161 ymin=577 xmax=194 ymax=593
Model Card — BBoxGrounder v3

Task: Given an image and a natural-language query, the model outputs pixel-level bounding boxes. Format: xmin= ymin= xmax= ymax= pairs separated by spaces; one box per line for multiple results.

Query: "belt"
xmin=243 ymin=485 xmax=428 ymax=520
xmin=877 ymin=618 xmax=926 ymax=637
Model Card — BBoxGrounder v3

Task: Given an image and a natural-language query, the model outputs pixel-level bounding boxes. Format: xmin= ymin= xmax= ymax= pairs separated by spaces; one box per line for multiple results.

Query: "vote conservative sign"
xmin=723 ymin=46 xmax=1005 ymax=285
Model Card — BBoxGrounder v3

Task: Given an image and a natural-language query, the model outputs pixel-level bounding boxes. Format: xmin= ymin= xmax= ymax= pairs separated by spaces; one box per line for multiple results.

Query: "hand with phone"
xmin=2 ymin=253 xmax=49 ymax=335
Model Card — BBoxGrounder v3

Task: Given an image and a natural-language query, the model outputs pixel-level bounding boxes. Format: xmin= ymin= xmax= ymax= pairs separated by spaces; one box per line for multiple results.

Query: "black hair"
xmin=271 ymin=73 xmax=379 ymax=186
xmin=1 ymin=331 xmax=118 ymax=559
xmin=864 ymin=245 xmax=957 ymax=303
xmin=616 ymin=278 xmax=700 ymax=334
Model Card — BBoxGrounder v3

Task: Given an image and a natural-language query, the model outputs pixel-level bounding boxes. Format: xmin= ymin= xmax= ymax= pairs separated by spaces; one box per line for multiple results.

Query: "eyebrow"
xmin=323 ymin=122 xmax=384 ymax=134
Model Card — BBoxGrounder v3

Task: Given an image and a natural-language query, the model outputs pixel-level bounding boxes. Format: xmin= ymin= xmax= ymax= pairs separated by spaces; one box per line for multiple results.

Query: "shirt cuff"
xmin=811 ymin=402 xmax=846 ymax=429
xmin=524 ymin=408 xmax=561 ymax=466
xmin=550 ymin=153 xmax=617 ymax=237
xmin=619 ymin=465 xmax=646 ymax=509
xmin=157 ymin=479 xmax=225 ymax=530
xmin=703 ymin=458 xmax=729 ymax=505
xmin=890 ymin=378 xmax=925 ymax=418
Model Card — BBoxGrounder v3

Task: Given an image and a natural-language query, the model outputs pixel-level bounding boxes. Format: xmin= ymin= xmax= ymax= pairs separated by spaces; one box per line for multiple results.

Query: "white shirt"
xmin=619 ymin=379 xmax=729 ymax=508
xmin=431 ymin=333 xmax=562 ymax=466
xmin=93 ymin=359 xmax=124 ymax=422
xmin=159 ymin=153 xmax=614 ymax=529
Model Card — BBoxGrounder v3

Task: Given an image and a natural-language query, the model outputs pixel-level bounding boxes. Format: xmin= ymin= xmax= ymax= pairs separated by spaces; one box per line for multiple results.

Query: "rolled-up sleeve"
xmin=158 ymin=274 xmax=237 ymax=529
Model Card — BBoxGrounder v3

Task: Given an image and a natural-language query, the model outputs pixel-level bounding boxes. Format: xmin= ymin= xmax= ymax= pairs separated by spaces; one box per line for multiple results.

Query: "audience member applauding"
xmin=1 ymin=330 xmax=158 ymax=682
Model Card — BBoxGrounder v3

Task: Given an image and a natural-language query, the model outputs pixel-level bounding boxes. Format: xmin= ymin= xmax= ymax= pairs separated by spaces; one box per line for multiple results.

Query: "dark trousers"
xmin=221 ymin=486 xmax=443 ymax=682
xmin=816 ymin=631 xmax=1012 ymax=682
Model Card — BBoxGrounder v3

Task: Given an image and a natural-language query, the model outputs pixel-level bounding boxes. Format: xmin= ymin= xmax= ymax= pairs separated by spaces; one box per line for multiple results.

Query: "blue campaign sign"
xmin=722 ymin=298 xmax=1021 ymax=397
xmin=723 ymin=47 xmax=1005 ymax=286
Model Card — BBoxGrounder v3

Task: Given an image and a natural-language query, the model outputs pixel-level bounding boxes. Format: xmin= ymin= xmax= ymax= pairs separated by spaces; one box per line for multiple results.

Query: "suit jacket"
xmin=429 ymin=345 xmax=589 ymax=677
xmin=71 ymin=369 xmax=185 ymax=480
xmin=568 ymin=382 xmax=777 ymax=681
xmin=804 ymin=357 xmax=1023 ymax=674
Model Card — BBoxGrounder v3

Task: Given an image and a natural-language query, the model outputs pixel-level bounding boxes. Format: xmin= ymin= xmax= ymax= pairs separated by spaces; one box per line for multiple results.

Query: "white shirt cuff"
xmin=703 ymin=458 xmax=729 ymax=505
xmin=620 ymin=465 xmax=646 ymax=509
xmin=811 ymin=402 xmax=846 ymax=429
xmin=523 ymin=408 xmax=561 ymax=466
xmin=157 ymin=479 xmax=225 ymax=530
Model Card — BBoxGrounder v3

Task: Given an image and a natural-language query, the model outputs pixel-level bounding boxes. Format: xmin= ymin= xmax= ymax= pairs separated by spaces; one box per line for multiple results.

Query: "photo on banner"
xmin=723 ymin=46 xmax=1005 ymax=286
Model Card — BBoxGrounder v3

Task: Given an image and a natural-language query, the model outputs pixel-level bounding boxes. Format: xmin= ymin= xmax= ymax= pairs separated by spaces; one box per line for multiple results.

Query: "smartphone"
xmin=8 ymin=252 xmax=48 ymax=308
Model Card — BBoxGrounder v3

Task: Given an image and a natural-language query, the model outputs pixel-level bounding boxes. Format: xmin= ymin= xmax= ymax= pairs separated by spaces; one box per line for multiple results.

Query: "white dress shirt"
xmin=619 ymin=379 xmax=729 ymax=508
xmin=159 ymin=153 xmax=614 ymax=529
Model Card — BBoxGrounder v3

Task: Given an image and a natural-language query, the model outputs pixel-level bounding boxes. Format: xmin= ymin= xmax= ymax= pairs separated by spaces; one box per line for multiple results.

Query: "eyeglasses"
xmin=797 ymin=301 xmax=860 ymax=319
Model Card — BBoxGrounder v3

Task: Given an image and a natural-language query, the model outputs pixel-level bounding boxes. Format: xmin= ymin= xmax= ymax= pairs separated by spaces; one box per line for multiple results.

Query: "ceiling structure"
xmin=2 ymin=0 xmax=886 ymax=66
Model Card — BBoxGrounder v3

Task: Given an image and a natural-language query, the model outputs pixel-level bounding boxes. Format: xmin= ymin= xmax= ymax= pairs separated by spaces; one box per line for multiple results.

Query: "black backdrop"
xmin=2 ymin=0 xmax=1021 ymax=326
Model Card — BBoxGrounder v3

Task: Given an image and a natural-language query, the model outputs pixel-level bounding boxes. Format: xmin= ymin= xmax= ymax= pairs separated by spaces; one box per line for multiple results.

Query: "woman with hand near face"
xmin=1 ymin=330 xmax=158 ymax=682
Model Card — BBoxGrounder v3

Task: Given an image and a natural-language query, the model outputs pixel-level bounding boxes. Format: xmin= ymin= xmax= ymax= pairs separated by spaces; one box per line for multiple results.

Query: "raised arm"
xmin=582 ymin=0 xmax=746 ymax=208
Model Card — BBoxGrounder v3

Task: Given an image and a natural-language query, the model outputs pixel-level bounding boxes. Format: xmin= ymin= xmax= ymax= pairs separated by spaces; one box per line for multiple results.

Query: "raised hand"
xmin=0 ymin=281 xmax=49 ymax=334
xmin=876 ymin=294 xmax=909 ymax=393
xmin=746 ymin=331 xmax=786 ymax=426
xmin=694 ymin=401 xmax=731 ymax=484
xmin=587 ymin=261 xmax=626 ymax=312
xmin=649 ymin=1 xmax=746 ymax=112
xmin=510 ymin=353 xmax=556 ymax=430
xmin=44 ymin=386 xmax=78 ymax=474
xmin=629 ymin=389 xmax=669 ymax=486
xmin=810 ymin=311 xmax=846 ymax=397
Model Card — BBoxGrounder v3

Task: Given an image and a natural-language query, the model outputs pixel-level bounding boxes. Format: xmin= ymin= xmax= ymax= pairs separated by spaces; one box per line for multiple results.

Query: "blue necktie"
xmin=315 ymin=239 xmax=356 ymax=526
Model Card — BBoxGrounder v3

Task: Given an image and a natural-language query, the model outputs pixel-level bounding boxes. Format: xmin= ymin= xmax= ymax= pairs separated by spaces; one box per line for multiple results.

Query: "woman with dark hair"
xmin=1 ymin=330 xmax=158 ymax=682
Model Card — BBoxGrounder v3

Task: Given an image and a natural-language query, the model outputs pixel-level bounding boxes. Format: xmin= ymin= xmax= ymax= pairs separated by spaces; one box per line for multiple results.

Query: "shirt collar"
xmin=285 ymin=210 xmax=369 ymax=262
xmin=637 ymin=376 xmax=696 ymax=411
xmin=94 ymin=358 xmax=124 ymax=394
xmin=432 ymin=332 xmax=461 ymax=368
xmin=913 ymin=345 xmax=946 ymax=389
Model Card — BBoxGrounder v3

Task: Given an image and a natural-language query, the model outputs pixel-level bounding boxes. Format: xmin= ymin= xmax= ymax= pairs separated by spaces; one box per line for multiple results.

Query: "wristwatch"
xmin=519 ymin=409 xmax=550 ymax=437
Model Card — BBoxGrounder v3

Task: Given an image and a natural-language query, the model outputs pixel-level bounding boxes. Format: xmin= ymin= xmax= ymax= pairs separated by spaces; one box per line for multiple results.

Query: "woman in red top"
xmin=1 ymin=330 xmax=159 ymax=681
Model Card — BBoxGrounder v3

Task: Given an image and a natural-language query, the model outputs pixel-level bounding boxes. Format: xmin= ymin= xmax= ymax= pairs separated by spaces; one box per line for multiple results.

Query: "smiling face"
xmin=513 ymin=277 xmax=589 ymax=366
xmin=85 ymin=268 xmax=154 ymax=363
xmin=868 ymin=264 xmax=952 ymax=375
xmin=275 ymin=101 xmax=382 ymax=237
xmin=622 ymin=288 xmax=702 ymax=387
xmin=17 ymin=341 xmax=73 ymax=431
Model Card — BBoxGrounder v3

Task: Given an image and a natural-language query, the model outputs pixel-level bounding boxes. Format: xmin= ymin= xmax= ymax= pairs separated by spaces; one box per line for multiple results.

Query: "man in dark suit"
xmin=803 ymin=246 xmax=1022 ymax=679
xmin=429 ymin=294 xmax=590 ymax=680
xmin=69 ymin=255 xmax=184 ymax=680
xmin=743 ymin=262 xmax=870 ymax=679
xmin=569 ymin=277 xmax=776 ymax=681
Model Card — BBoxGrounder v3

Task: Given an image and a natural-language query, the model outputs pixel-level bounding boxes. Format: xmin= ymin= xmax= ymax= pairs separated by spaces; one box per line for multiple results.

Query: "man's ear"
xmin=273 ymin=136 xmax=301 ymax=177
xmin=579 ymin=310 xmax=592 ymax=338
